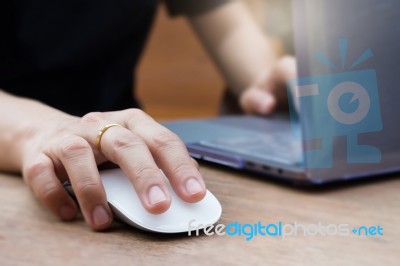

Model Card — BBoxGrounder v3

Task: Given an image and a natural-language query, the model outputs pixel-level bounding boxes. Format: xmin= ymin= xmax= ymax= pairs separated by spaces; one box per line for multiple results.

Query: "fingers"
xmin=96 ymin=109 xmax=206 ymax=205
xmin=240 ymin=55 xmax=297 ymax=115
xmin=23 ymin=154 xmax=78 ymax=221
xmin=124 ymin=111 xmax=206 ymax=203
xmin=240 ymin=87 xmax=277 ymax=114
xmin=96 ymin=124 xmax=172 ymax=214
xmin=78 ymin=110 xmax=205 ymax=215
xmin=53 ymin=135 xmax=113 ymax=230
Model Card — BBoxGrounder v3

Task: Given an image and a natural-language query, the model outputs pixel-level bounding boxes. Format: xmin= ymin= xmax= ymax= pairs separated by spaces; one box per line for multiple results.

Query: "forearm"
xmin=0 ymin=90 xmax=73 ymax=172
xmin=189 ymin=0 xmax=278 ymax=96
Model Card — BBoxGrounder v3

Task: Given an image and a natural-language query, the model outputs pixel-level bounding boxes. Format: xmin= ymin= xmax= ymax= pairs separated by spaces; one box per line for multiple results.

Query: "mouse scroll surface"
xmin=100 ymin=169 xmax=222 ymax=233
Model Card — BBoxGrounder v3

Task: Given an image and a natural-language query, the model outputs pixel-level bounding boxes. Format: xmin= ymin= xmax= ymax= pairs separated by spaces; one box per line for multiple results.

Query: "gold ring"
xmin=96 ymin=123 xmax=122 ymax=152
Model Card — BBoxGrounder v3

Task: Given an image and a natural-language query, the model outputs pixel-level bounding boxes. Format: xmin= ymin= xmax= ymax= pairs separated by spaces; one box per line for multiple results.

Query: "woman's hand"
xmin=20 ymin=108 xmax=206 ymax=231
xmin=239 ymin=56 xmax=297 ymax=115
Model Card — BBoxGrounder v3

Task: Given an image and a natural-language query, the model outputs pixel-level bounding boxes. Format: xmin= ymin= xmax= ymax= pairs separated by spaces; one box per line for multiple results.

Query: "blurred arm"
xmin=188 ymin=0 xmax=278 ymax=96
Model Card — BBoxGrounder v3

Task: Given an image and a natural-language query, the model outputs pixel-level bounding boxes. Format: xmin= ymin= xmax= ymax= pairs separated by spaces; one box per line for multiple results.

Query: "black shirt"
xmin=0 ymin=0 xmax=228 ymax=116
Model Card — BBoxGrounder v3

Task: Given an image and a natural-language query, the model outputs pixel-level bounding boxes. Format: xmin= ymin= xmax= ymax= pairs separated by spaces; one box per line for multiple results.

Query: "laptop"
xmin=164 ymin=0 xmax=400 ymax=184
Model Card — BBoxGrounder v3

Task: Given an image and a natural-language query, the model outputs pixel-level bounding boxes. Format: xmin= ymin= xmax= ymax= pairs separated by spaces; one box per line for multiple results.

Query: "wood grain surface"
xmin=1 ymin=164 xmax=399 ymax=266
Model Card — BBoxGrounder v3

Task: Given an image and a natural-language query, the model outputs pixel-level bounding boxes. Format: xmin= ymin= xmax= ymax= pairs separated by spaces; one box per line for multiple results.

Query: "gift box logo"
xmin=288 ymin=39 xmax=383 ymax=168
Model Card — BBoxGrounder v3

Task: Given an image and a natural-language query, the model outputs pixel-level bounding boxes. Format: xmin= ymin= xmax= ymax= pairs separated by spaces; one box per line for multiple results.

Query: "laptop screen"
xmin=291 ymin=0 xmax=400 ymax=180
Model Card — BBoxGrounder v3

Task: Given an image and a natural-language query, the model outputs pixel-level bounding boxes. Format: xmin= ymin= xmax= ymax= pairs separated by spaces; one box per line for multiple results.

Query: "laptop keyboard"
xmin=199 ymin=131 xmax=303 ymax=165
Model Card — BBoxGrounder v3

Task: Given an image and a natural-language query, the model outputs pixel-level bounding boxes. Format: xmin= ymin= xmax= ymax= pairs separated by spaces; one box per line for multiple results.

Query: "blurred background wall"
xmin=136 ymin=0 xmax=292 ymax=121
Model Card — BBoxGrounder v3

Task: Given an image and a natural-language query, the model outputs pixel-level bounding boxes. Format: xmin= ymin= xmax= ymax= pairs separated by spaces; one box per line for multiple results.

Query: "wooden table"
xmin=1 ymin=164 xmax=399 ymax=266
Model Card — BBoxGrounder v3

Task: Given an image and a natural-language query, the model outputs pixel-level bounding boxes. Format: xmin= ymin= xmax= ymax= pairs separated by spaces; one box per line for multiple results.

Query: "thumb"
xmin=239 ymin=87 xmax=277 ymax=115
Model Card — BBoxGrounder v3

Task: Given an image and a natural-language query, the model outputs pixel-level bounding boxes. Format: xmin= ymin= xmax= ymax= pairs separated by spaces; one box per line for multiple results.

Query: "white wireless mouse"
xmin=65 ymin=168 xmax=222 ymax=233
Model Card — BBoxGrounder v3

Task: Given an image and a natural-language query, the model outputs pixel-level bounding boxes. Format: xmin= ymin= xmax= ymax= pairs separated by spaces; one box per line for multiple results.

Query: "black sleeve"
xmin=164 ymin=0 xmax=231 ymax=16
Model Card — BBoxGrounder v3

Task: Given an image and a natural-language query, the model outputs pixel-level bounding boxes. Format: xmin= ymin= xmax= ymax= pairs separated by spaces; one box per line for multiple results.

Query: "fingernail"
xmin=148 ymin=186 xmax=168 ymax=205
xmin=92 ymin=205 xmax=111 ymax=226
xmin=60 ymin=205 xmax=76 ymax=220
xmin=185 ymin=178 xmax=203 ymax=196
